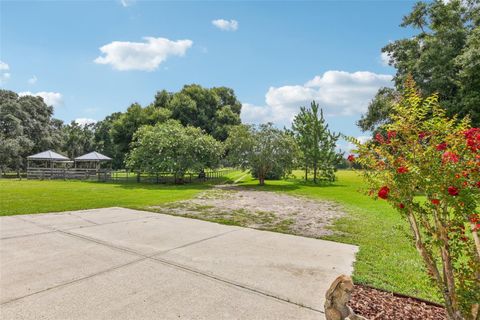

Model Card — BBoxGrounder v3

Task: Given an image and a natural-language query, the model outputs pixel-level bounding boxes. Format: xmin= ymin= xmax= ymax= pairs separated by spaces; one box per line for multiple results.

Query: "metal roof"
xmin=27 ymin=150 xmax=70 ymax=161
xmin=74 ymin=151 xmax=112 ymax=161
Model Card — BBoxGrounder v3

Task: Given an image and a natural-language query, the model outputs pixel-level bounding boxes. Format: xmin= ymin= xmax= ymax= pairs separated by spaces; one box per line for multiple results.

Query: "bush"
xmin=350 ymin=77 xmax=480 ymax=320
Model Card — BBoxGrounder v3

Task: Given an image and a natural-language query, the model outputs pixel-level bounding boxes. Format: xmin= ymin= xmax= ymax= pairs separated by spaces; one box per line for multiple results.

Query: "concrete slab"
xmin=69 ymin=207 xmax=160 ymax=225
xmin=0 ymin=216 xmax=51 ymax=239
xmin=20 ymin=213 xmax=96 ymax=230
xmin=0 ymin=208 xmax=358 ymax=319
xmin=68 ymin=213 xmax=240 ymax=255
xmin=158 ymin=227 xmax=357 ymax=310
xmin=0 ymin=259 xmax=323 ymax=320
xmin=0 ymin=232 xmax=138 ymax=303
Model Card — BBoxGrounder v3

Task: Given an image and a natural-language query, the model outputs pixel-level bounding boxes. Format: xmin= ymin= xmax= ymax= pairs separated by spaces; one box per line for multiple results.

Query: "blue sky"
xmin=0 ymin=0 xmax=417 ymax=149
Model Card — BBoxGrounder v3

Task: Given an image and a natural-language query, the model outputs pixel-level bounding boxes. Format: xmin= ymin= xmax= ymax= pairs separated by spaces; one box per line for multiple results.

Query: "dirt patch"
xmin=149 ymin=185 xmax=345 ymax=237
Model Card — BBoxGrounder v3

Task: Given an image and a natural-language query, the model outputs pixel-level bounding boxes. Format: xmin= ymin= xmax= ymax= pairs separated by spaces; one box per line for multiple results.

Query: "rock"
xmin=325 ymin=275 xmax=368 ymax=320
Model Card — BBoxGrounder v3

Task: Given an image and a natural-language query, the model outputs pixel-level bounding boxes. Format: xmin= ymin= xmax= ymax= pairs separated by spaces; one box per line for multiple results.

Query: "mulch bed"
xmin=349 ymin=284 xmax=447 ymax=320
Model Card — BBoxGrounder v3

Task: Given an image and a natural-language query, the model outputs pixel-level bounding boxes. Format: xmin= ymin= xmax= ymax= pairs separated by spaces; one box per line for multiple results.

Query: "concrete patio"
xmin=0 ymin=207 xmax=358 ymax=319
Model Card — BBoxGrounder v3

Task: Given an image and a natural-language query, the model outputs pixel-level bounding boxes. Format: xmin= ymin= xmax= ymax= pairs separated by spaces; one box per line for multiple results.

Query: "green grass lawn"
xmin=0 ymin=179 xmax=210 ymax=215
xmin=0 ymin=169 xmax=439 ymax=303
xmin=235 ymin=170 xmax=440 ymax=303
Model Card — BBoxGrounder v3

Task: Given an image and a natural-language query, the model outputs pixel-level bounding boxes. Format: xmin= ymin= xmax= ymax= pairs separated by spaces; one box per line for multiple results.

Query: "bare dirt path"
xmin=149 ymin=185 xmax=346 ymax=238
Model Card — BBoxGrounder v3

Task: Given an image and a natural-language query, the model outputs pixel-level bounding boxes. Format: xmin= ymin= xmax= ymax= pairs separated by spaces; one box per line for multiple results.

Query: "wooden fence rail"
xmin=26 ymin=168 xmax=111 ymax=181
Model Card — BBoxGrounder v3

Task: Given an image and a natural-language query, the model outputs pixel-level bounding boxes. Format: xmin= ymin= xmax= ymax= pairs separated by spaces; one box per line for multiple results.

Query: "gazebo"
xmin=26 ymin=150 xmax=72 ymax=179
xmin=74 ymin=151 xmax=112 ymax=170
xmin=74 ymin=151 xmax=112 ymax=182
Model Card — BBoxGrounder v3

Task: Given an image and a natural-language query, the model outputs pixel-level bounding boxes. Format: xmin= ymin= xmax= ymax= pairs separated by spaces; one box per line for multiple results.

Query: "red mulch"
xmin=349 ymin=284 xmax=447 ymax=320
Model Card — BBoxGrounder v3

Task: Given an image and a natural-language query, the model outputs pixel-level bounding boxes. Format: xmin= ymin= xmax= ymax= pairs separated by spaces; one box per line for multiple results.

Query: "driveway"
xmin=0 ymin=207 xmax=357 ymax=319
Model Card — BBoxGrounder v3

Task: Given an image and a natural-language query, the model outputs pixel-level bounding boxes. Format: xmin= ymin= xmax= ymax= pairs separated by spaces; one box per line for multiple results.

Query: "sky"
xmin=0 ymin=0 xmax=417 ymax=151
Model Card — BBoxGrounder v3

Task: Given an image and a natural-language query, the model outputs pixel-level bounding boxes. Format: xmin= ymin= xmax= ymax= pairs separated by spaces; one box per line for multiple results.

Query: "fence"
xmin=26 ymin=168 xmax=111 ymax=181
xmin=5 ymin=168 xmax=235 ymax=184
xmin=109 ymin=168 xmax=235 ymax=184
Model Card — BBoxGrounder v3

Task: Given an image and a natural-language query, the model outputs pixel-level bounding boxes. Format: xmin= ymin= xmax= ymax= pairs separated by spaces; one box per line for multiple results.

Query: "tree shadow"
xmin=82 ymin=180 xmax=210 ymax=191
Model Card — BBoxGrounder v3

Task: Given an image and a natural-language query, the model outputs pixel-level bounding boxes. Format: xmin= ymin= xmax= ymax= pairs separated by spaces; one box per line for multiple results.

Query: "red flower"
xmin=436 ymin=142 xmax=447 ymax=151
xmin=464 ymin=128 xmax=480 ymax=152
xmin=476 ymin=181 xmax=480 ymax=188
xmin=396 ymin=166 xmax=409 ymax=174
xmin=378 ymin=186 xmax=390 ymax=199
xmin=418 ymin=132 xmax=427 ymax=140
xmin=375 ymin=133 xmax=385 ymax=144
xmin=448 ymin=186 xmax=459 ymax=196
xmin=398 ymin=203 xmax=405 ymax=209
xmin=347 ymin=154 xmax=355 ymax=162
xmin=431 ymin=199 xmax=440 ymax=205
xmin=469 ymin=214 xmax=479 ymax=224
xmin=387 ymin=131 xmax=397 ymax=139
xmin=442 ymin=152 xmax=459 ymax=163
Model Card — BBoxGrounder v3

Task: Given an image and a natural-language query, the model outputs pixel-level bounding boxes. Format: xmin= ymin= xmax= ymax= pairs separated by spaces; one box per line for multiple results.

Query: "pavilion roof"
xmin=74 ymin=151 xmax=112 ymax=161
xmin=27 ymin=150 xmax=70 ymax=161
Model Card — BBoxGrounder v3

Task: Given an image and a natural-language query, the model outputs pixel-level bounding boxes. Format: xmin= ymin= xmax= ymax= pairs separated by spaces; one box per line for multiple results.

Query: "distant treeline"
xmin=0 ymin=85 xmax=242 ymax=173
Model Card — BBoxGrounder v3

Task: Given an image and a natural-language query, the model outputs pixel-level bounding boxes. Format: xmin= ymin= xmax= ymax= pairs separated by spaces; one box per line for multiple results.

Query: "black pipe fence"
xmin=1 ymin=168 xmax=235 ymax=183
xmin=109 ymin=169 xmax=235 ymax=184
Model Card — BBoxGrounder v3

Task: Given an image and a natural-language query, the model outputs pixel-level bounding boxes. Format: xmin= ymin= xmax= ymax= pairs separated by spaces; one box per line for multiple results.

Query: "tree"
xmin=61 ymin=121 xmax=95 ymax=159
xmin=126 ymin=120 xmax=223 ymax=183
xmin=350 ymin=78 xmax=480 ymax=320
xmin=226 ymin=123 xmax=297 ymax=185
xmin=357 ymin=88 xmax=398 ymax=132
xmin=109 ymin=84 xmax=242 ymax=168
xmin=292 ymin=101 xmax=342 ymax=183
xmin=358 ymin=0 xmax=480 ymax=132
xmin=0 ymin=90 xmax=63 ymax=174
xmin=110 ymin=102 xmax=171 ymax=165
xmin=160 ymin=85 xmax=242 ymax=141
xmin=93 ymin=112 xmax=123 ymax=169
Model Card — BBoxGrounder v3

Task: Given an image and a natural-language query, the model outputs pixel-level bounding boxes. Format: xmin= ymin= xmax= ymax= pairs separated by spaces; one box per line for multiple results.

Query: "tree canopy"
xmin=226 ymin=123 xmax=297 ymax=185
xmin=292 ymin=101 xmax=342 ymax=182
xmin=0 ymin=90 xmax=63 ymax=173
xmin=126 ymin=120 xmax=223 ymax=182
xmin=358 ymin=0 xmax=480 ymax=132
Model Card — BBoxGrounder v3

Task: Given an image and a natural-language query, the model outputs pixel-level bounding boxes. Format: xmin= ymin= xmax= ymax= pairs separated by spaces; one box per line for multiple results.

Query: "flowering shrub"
xmin=349 ymin=78 xmax=480 ymax=320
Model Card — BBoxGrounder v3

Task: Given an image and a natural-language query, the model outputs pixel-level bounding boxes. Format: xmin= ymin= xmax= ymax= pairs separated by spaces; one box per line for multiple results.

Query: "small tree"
xmin=126 ymin=120 xmax=223 ymax=183
xmin=226 ymin=123 xmax=297 ymax=185
xmin=292 ymin=101 xmax=342 ymax=182
xmin=350 ymin=77 xmax=480 ymax=320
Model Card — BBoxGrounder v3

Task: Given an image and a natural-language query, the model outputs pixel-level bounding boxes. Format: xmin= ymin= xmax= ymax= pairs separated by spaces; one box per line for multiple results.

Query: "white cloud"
xmin=241 ymin=70 xmax=393 ymax=126
xmin=0 ymin=61 xmax=9 ymax=71
xmin=0 ymin=60 xmax=10 ymax=85
xmin=380 ymin=52 xmax=391 ymax=66
xmin=74 ymin=118 xmax=97 ymax=126
xmin=94 ymin=37 xmax=193 ymax=71
xmin=28 ymin=75 xmax=37 ymax=85
xmin=212 ymin=19 xmax=239 ymax=31
xmin=19 ymin=91 xmax=64 ymax=108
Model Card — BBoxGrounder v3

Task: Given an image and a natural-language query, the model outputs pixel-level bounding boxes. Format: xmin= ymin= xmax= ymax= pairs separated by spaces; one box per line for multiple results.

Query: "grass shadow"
xmin=82 ymin=180 xmax=211 ymax=191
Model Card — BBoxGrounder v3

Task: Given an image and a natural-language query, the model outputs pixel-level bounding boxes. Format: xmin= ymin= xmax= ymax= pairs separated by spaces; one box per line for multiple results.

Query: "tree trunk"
xmin=407 ymin=212 xmax=462 ymax=320
xmin=259 ymin=168 xmax=265 ymax=186
xmin=259 ymin=175 xmax=265 ymax=186
xmin=313 ymin=160 xmax=318 ymax=184
xmin=305 ymin=165 xmax=308 ymax=182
